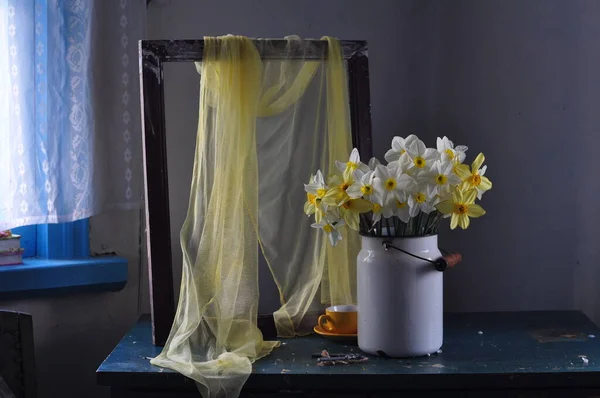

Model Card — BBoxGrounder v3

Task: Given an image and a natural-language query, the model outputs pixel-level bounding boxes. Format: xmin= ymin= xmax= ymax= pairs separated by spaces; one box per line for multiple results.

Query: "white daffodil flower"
xmin=418 ymin=160 xmax=462 ymax=197
xmin=405 ymin=138 xmax=438 ymax=171
xmin=392 ymin=192 xmax=412 ymax=223
xmin=374 ymin=164 xmax=416 ymax=204
xmin=311 ymin=219 xmax=345 ymax=247
xmin=387 ymin=152 xmax=414 ymax=176
xmin=304 ymin=170 xmax=327 ymax=197
xmin=335 ymin=148 xmax=369 ymax=181
xmin=437 ymin=136 xmax=468 ymax=163
xmin=371 ymin=200 xmax=394 ymax=226
xmin=407 ymin=188 xmax=437 ymax=217
xmin=384 ymin=134 xmax=418 ymax=163
xmin=304 ymin=170 xmax=329 ymax=222
xmin=346 ymin=170 xmax=382 ymax=204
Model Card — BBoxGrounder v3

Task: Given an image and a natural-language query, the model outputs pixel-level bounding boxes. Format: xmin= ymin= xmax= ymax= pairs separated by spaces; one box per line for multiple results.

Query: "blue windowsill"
xmin=0 ymin=256 xmax=128 ymax=298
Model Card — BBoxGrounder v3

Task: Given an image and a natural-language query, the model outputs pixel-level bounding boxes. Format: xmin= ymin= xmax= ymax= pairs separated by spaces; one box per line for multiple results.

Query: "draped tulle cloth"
xmin=151 ymin=35 xmax=359 ymax=398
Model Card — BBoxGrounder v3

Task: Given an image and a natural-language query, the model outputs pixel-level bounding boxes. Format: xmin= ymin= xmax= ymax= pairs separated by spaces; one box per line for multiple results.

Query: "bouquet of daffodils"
xmin=304 ymin=135 xmax=492 ymax=246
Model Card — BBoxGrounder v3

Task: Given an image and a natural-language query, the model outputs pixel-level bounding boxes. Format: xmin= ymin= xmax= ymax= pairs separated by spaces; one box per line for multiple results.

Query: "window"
xmin=0 ymin=2 xmax=131 ymax=297
xmin=0 ymin=219 xmax=128 ymax=296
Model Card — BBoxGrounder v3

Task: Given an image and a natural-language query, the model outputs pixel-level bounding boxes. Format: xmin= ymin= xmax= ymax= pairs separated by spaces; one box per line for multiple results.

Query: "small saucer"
xmin=313 ymin=325 xmax=358 ymax=341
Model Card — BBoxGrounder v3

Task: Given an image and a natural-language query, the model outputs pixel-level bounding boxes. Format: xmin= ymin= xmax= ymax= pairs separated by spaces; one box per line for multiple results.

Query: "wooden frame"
xmin=139 ymin=39 xmax=373 ymax=346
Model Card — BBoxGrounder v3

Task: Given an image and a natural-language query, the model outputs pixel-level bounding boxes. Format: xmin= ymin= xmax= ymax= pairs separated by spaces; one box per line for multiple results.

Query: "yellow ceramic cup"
xmin=318 ymin=304 xmax=358 ymax=334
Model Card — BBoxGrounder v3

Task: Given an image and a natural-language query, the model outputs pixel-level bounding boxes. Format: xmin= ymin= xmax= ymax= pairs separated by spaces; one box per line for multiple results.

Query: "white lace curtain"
xmin=0 ymin=0 xmax=145 ymax=230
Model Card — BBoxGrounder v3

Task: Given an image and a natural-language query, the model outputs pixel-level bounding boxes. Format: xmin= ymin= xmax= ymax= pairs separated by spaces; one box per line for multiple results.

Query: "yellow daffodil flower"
xmin=435 ymin=189 xmax=486 ymax=229
xmin=322 ymin=172 xmax=354 ymax=206
xmin=455 ymin=153 xmax=492 ymax=199
xmin=339 ymin=198 xmax=372 ymax=231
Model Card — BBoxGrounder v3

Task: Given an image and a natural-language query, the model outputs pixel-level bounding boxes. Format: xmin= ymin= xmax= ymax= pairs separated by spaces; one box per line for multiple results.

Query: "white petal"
xmin=391 ymin=136 xmax=405 ymax=152
xmin=346 ymin=184 xmax=363 ymax=199
xmin=409 ymin=203 xmax=420 ymax=218
xmin=335 ymin=160 xmax=346 ymax=172
xmin=421 ymin=202 xmax=435 ymax=214
xmin=358 ymin=163 xmax=370 ymax=173
xmin=362 ymin=170 xmax=374 ymax=183
xmin=397 ymin=207 xmax=411 ymax=223
xmin=382 ymin=206 xmax=394 ymax=218
xmin=479 ymin=165 xmax=487 ymax=176
xmin=423 ymin=148 xmax=439 ymax=161
xmin=372 ymin=212 xmax=382 ymax=225
xmin=375 ymin=164 xmax=389 ymax=179
xmin=396 ymin=174 xmax=416 ymax=191
xmin=385 ymin=150 xmax=399 ymax=163
xmin=404 ymin=134 xmax=419 ymax=146
xmin=304 ymin=183 xmax=322 ymax=194
xmin=368 ymin=157 xmax=380 ymax=170
xmin=350 ymin=148 xmax=360 ymax=163
xmin=416 ymin=139 xmax=426 ymax=156
xmin=315 ymin=170 xmax=325 ymax=184
xmin=352 ymin=169 xmax=366 ymax=181
xmin=443 ymin=136 xmax=453 ymax=149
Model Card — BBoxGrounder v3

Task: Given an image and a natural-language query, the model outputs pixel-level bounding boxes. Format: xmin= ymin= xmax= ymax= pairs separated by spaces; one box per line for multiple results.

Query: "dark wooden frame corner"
xmin=139 ymin=39 xmax=373 ymax=346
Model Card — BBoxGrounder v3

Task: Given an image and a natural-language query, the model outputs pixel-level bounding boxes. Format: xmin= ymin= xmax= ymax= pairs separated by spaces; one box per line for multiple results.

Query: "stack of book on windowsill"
xmin=0 ymin=231 xmax=24 ymax=266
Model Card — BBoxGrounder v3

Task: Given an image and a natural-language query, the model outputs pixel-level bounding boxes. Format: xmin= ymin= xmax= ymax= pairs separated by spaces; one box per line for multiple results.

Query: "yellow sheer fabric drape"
xmin=151 ymin=35 xmax=359 ymax=398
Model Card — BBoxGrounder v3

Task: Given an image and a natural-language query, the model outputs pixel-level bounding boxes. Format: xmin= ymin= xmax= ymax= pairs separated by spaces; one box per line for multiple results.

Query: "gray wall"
xmin=149 ymin=0 xmax=600 ymax=322
xmin=431 ymin=0 xmax=600 ymax=321
xmin=0 ymin=211 xmax=144 ymax=398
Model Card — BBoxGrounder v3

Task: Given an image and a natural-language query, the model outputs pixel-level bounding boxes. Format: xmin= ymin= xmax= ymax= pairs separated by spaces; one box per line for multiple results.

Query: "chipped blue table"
xmin=97 ymin=311 xmax=600 ymax=397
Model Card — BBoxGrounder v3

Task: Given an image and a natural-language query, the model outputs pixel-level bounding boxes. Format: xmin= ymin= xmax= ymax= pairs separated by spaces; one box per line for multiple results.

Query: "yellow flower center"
xmin=360 ymin=185 xmax=373 ymax=195
xmin=347 ymin=161 xmax=358 ymax=170
xmin=456 ymin=204 xmax=468 ymax=214
xmin=341 ymin=183 xmax=350 ymax=191
xmin=373 ymin=203 xmax=381 ymax=213
xmin=470 ymin=174 xmax=482 ymax=186
xmin=415 ymin=193 xmax=426 ymax=203
xmin=307 ymin=193 xmax=316 ymax=204
xmin=385 ymin=178 xmax=396 ymax=191
xmin=396 ymin=200 xmax=406 ymax=208
xmin=316 ymin=188 xmax=327 ymax=198
xmin=342 ymin=201 xmax=352 ymax=209
xmin=436 ymin=174 xmax=447 ymax=185
xmin=445 ymin=149 xmax=455 ymax=160
xmin=323 ymin=224 xmax=333 ymax=233
xmin=414 ymin=157 xmax=426 ymax=168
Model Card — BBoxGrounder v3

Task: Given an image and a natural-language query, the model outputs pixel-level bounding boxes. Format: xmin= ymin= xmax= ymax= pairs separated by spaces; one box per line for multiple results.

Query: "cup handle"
xmin=318 ymin=314 xmax=334 ymax=332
